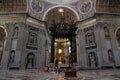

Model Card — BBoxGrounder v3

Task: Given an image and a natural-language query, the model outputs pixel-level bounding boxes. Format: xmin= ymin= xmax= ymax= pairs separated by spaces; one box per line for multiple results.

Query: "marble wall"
xmin=0 ymin=17 xmax=120 ymax=69
xmin=0 ymin=21 xmax=50 ymax=69
xmin=76 ymin=21 xmax=120 ymax=69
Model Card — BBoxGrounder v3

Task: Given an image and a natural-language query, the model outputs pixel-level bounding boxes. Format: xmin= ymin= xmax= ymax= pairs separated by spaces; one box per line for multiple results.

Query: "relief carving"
xmin=26 ymin=27 xmax=38 ymax=50
xmin=84 ymin=27 xmax=96 ymax=46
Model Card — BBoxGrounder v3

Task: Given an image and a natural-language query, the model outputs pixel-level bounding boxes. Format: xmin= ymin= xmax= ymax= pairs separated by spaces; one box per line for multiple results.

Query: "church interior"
xmin=0 ymin=0 xmax=120 ymax=80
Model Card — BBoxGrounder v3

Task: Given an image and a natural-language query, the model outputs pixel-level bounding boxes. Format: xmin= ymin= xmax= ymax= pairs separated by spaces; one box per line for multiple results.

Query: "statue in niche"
xmin=88 ymin=52 xmax=97 ymax=67
xmin=11 ymin=26 xmax=19 ymax=50
xmin=12 ymin=26 xmax=19 ymax=39
xmin=26 ymin=53 xmax=35 ymax=69
xmin=108 ymin=49 xmax=114 ymax=62
xmin=8 ymin=50 xmax=15 ymax=68
xmin=116 ymin=28 xmax=120 ymax=47
xmin=104 ymin=27 xmax=110 ymax=37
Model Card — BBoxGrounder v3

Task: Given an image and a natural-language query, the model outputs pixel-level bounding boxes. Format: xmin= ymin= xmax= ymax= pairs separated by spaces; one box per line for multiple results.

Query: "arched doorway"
xmin=45 ymin=7 xmax=78 ymax=66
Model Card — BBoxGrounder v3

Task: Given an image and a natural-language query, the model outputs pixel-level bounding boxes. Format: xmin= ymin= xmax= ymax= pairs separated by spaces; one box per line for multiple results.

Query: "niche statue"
xmin=26 ymin=53 xmax=35 ymax=69
xmin=13 ymin=26 xmax=19 ymax=39
xmin=88 ymin=52 xmax=97 ymax=67
xmin=104 ymin=27 xmax=109 ymax=37
xmin=8 ymin=50 xmax=15 ymax=68
xmin=108 ymin=49 xmax=114 ymax=62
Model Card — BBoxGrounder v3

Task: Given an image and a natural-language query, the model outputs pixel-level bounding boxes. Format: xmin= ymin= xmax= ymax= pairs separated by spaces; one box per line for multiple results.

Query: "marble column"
xmin=79 ymin=29 xmax=87 ymax=68
xmin=76 ymin=30 xmax=81 ymax=67
xmin=37 ymin=29 xmax=45 ymax=68
xmin=98 ymin=22 xmax=108 ymax=67
xmin=19 ymin=25 xmax=28 ymax=69
xmin=50 ymin=32 xmax=55 ymax=63
xmin=70 ymin=32 xmax=77 ymax=63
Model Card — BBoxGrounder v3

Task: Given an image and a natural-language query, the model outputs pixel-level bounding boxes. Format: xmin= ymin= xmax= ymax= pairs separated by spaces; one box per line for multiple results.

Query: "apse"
xmin=45 ymin=7 xmax=78 ymax=28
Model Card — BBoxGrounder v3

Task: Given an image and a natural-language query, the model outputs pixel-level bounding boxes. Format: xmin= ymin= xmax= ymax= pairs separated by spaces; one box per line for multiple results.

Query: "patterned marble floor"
xmin=0 ymin=69 xmax=120 ymax=80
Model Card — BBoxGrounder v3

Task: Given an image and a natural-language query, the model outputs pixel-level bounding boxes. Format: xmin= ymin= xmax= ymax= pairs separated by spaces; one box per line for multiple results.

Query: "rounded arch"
xmin=26 ymin=52 xmax=35 ymax=69
xmin=0 ymin=25 xmax=7 ymax=47
xmin=42 ymin=5 xmax=80 ymax=20
xmin=0 ymin=24 xmax=7 ymax=65
xmin=0 ymin=24 xmax=7 ymax=37
xmin=88 ymin=52 xmax=98 ymax=67
xmin=115 ymin=27 xmax=120 ymax=48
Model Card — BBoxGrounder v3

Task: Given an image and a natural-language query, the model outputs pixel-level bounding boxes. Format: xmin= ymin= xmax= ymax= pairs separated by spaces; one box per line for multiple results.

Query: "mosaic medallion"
xmin=79 ymin=0 xmax=92 ymax=14
xmin=30 ymin=0 xmax=43 ymax=13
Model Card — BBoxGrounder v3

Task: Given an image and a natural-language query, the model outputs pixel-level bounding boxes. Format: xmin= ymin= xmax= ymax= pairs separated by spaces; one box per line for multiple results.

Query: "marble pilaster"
xmin=94 ymin=24 xmax=103 ymax=68
xmin=79 ymin=29 xmax=87 ymax=68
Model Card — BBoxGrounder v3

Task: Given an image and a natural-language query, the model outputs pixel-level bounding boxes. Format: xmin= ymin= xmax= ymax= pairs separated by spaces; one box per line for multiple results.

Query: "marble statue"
xmin=8 ymin=50 xmax=15 ymax=68
xmin=13 ymin=27 xmax=19 ymax=39
xmin=104 ymin=27 xmax=109 ymax=37
xmin=26 ymin=53 xmax=35 ymax=69
xmin=88 ymin=52 xmax=97 ymax=67
xmin=108 ymin=49 xmax=114 ymax=62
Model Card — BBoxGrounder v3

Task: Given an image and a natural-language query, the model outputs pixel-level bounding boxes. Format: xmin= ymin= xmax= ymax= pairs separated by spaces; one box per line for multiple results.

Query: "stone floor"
xmin=0 ymin=69 xmax=120 ymax=80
